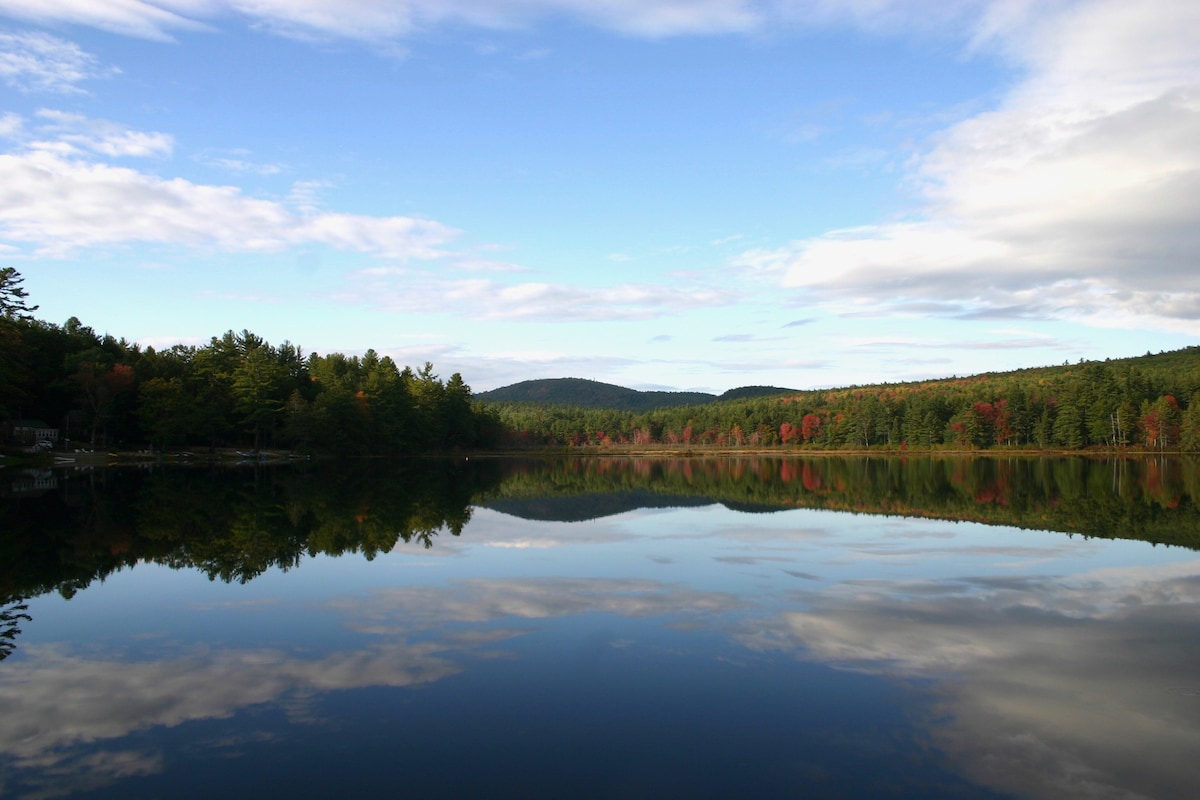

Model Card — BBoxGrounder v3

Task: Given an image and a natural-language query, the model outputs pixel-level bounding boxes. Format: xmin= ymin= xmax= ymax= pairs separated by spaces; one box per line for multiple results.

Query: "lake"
xmin=2 ymin=455 xmax=1199 ymax=798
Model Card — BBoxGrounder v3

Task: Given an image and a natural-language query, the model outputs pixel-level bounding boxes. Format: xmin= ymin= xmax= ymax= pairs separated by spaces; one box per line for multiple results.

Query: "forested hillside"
xmin=475 ymin=378 xmax=795 ymax=411
xmin=476 ymin=378 xmax=714 ymax=410
xmin=1 ymin=270 xmax=500 ymax=454
xmin=486 ymin=348 xmax=1200 ymax=451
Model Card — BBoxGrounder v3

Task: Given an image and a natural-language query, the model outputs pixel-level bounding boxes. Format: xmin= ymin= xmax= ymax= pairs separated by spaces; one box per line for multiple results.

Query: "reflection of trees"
xmin=0 ymin=458 xmax=504 ymax=600
xmin=4 ymin=455 xmax=1198 ymax=607
xmin=485 ymin=455 xmax=1200 ymax=548
xmin=0 ymin=598 xmax=30 ymax=662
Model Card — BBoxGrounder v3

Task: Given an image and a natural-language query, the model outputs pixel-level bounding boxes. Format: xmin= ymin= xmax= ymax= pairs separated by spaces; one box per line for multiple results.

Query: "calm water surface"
xmin=2 ymin=456 xmax=1198 ymax=798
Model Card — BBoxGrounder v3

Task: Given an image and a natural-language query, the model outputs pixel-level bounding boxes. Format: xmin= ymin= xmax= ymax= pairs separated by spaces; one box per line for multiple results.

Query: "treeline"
xmin=1 ymin=313 xmax=502 ymax=454
xmin=486 ymin=350 xmax=1200 ymax=451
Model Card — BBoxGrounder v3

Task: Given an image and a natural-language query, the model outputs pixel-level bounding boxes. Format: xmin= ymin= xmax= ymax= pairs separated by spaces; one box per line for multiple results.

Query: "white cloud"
xmin=0 ymin=111 xmax=22 ymax=137
xmin=353 ymin=272 xmax=731 ymax=322
xmin=0 ymin=0 xmax=763 ymax=42
xmin=0 ymin=113 xmax=459 ymax=259
xmin=301 ymin=212 xmax=456 ymax=259
xmin=744 ymin=0 xmax=1200 ymax=334
xmin=0 ymin=29 xmax=116 ymax=92
xmin=553 ymin=0 xmax=762 ymax=37
xmin=285 ymin=178 xmax=328 ymax=213
xmin=0 ymin=0 xmax=213 ymax=42
xmin=194 ymin=150 xmax=286 ymax=175
xmin=0 ymin=0 xmax=988 ymax=44
xmin=34 ymin=110 xmax=174 ymax=157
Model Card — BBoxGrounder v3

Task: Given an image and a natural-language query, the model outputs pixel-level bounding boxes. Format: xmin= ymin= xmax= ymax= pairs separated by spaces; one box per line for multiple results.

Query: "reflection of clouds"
xmin=713 ymin=555 xmax=794 ymax=565
xmin=882 ymin=529 xmax=957 ymax=540
xmin=332 ymin=577 xmax=745 ymax=635
xmin=10 ymin=747 xmax=163 ymax=800
xmin=472 ymin=506 xmax=839 ymax=551
xmin=0 ymin=575 xmax=744 ymax=797
xmin=485 ymin=538 xmax=568 ymax=549
xmin=783 ymin=570 xmax=819 ymax=581
xmin=849 ymin=542 xmax=1085 ymax=562
xmin=736 ymin=561 xmax=1200 ymax=800
xmin=186 ymin=597 xmax=281 ymax=611
xmin=405 ymin=508 xmax=637 ymax=555
xmin=681 ymin=519 xmax=835 ymax=546
xmin=0 ymin=640 xmax=460 ymax=789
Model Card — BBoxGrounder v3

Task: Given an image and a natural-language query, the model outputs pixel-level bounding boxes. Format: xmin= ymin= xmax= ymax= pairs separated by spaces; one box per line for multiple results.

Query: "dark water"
xmin=2 ymin=456 xmax=1199 ymax=799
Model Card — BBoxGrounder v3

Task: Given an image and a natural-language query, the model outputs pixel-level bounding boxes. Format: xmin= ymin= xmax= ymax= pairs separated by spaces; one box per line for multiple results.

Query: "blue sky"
xmin=1 ymin=1 xmax=1197 ymax=392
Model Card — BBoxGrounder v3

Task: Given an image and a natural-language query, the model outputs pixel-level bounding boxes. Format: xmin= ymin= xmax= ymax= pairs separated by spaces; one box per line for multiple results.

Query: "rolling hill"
xmin=475 ymin=378 xmax=795 ymax=412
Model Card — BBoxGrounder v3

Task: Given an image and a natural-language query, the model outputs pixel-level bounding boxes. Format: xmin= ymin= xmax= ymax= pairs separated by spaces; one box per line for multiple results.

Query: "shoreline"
xmin=7 ymin=445 xmax=1195 ymax=469
xmin=473 ymin=444 xmax=1196 ymax=459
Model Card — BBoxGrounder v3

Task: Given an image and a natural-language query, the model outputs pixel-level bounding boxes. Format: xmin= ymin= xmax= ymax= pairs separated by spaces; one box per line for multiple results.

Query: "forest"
xmin=0 ymin=269 xmax=502 ymax=454
xmin=484 ymin=349 xmax=1200 ymax=451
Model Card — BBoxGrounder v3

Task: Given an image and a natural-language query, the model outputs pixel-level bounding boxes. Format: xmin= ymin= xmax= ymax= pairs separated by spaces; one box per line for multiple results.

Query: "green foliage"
xmin=2 ymin=314 xmax=495 ymax=453
xmin=0 ymin=268 xmax=37 ymax=321
xmin=0 ymin=275 xmax=497 ymax=452
xmin=484 ymin=347 xmax=1200 ymax=452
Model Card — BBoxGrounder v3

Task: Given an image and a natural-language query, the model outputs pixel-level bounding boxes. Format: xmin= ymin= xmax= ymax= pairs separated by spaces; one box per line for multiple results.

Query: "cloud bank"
xmin=0 ymin=112 xmax=459 ymax=259
xmin=742 ymin=0 xmax=1200 ymax=333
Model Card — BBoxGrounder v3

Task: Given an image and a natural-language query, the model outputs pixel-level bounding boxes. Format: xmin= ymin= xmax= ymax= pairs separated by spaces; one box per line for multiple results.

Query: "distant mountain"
xmin=475 ymin=378 xmax=795 ymax=412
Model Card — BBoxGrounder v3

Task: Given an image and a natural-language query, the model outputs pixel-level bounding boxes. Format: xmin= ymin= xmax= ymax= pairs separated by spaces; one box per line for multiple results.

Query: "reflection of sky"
xmin=4 ymin=504 xmax=1198 ymax=799
xmin=736 ymin=561 xmax=1200 ymax=800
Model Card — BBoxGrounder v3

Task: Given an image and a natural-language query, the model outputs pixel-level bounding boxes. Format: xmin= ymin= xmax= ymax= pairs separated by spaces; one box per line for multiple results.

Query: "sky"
xmin=0 ymin=0 xmax=1197 ymax=393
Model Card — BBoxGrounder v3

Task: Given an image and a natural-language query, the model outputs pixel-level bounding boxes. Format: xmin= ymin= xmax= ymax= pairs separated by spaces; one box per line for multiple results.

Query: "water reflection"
xmin=0 ymin=458 xmax=497 ymax=603
xmin=1 ymin=456 xmax=1198 ymax=799
xmin=484 ymin=454 xmax=1200 ymax=545
xmin=0 ymin=598 xmax=29 ymax=662
xmin=2 ymin=455 xmax=1197 ymax=605
xmin=0 ymin=640 xmax=466 ymax=799
xmin=739 ymin=563 xmax=1200 ymax=799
